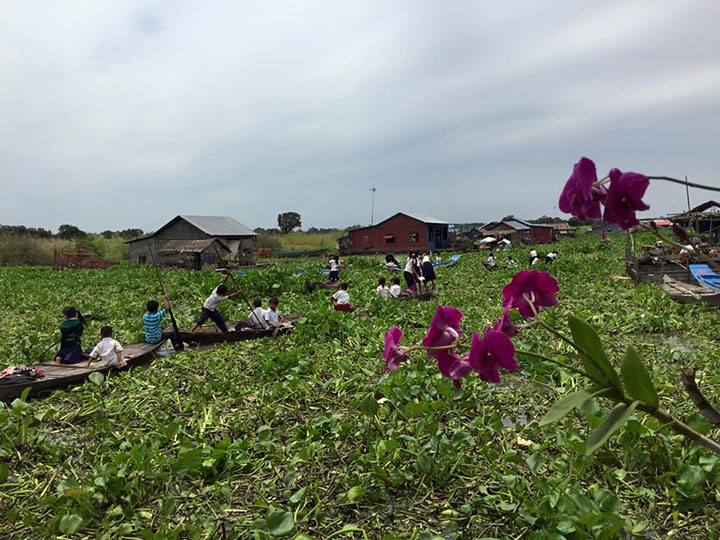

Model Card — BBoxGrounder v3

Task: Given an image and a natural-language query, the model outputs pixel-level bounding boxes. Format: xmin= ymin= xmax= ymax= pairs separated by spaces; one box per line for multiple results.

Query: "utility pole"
xmin=370 ymin=187 xmax=376 ymax=225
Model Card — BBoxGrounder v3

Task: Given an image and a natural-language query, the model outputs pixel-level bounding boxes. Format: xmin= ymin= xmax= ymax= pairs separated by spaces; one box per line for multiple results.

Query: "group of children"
xmin=402 ymin=250 xmax=436 ymax=291
xmin=376 ymin=276 xmax=414 ymax=299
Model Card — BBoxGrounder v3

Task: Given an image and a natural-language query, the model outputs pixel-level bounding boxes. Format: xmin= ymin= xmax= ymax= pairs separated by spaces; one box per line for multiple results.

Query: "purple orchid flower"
xmin=422 ymin=305 xmax=463 ymax=355
xmin=384 ymin=326 xmax=409 ymax=371
xmin=467 ymin=327 xmax=518 ymax=383
xmin=558 ymin=157 xmax=607 ymax=222
xmin=602 ymin=168 xmax=650 ymax=230
xmin=494 ymin=307 xmax=519 ymax=338
xmin=436 ymin=349 xmax=472 ymax=388
xmin=502 ymin=270 xmax=559 ymax=318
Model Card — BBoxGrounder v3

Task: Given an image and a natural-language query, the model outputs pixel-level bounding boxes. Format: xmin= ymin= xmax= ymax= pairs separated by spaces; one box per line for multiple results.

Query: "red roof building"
xmin=342 ymin=212 xmax=451 ymax=254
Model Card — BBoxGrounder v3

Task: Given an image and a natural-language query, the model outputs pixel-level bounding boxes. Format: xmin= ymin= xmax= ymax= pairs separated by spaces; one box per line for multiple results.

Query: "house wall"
xmin=348 ymin=215 xmax=433 ymax=253
xmin=530 ymin=227 xmax=553 ymax=244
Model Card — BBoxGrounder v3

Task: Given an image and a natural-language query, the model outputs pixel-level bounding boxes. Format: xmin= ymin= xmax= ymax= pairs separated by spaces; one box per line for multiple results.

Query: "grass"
xmin=278 ymin=231 xmax=343 ymax=251
xmin=1 ymin=234 xmax=719 ymax=538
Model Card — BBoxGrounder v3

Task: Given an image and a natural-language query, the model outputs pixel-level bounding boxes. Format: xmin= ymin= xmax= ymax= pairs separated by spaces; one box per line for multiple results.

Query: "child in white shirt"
xmin=376 ymin=277 xmax=389 ymax=299
xmin=86 ymin=326 xmax=133 ymax=369
xmin=331 ymin=283 xmax=355 ymax=312
xmin=389 ymin=277 xmax=403 ymax=298
xmin=264 ymin=297 xmax=282 ymax=329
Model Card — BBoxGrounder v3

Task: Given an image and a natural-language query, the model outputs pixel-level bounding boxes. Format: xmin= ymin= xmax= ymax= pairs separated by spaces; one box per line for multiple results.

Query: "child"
xmin=264 ymin=297 xmax=283 ymax=329
xmin=404 ymin=251 xmax=418 ymax=288
xmin=529 ymin=249 xmax=538 ymax=266
xmin=389 ymin=277 xmax=402 ymax=298
xmin=53 ymin=306 xmax=87 ymax=365
xmin=506 ymin=256 xmax=517 ymax=267
xmin=86 ymin=326 xmax=133 ymax=369
xmin=143 ymin=296 xmax=171 ymax=344
xmin=331 ymin=283 xmax=355 ymax=312
xmin=236 ymin=298 xmax=268 ymax=330
xmin=487 ymin=252 xmax=496 ymax=267
xmin=385 ymin=253 xmax=401 ymax=270
xmin=328 ymin=255 xmax=340 ymax=282
xmin=189 ymin=270 xmax=243 ymax=333
xmin=376 ymin=277 xmax=389 ymax=299
xmin=421 ymin=252 xmax=436 ymax=290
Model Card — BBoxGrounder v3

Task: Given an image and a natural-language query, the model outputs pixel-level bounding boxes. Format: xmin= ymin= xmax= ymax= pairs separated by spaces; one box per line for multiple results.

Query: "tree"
xmin=118 ymin=228 xmax=144 ymax=240
xmin=57 ymin=224 xmax=86 ymax=239
xmin=278 ymin=212 xmax=302 ymax=234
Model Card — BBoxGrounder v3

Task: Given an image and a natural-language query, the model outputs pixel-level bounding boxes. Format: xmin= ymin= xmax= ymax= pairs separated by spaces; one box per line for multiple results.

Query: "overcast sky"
xmin=2 ymin=1 xmax=719 ymax=232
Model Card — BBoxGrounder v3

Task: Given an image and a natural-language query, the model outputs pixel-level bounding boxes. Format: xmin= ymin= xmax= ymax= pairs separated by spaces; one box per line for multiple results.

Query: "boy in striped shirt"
xmin=144 ymin=296 xmax=171 ymax=344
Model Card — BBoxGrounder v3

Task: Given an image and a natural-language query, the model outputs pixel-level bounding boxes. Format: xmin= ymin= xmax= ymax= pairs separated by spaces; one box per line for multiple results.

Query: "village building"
xmin=127 ymin=215 xmax=257 ymax=269
xmin=480 ymin=218 xmax=554 ymax=244
xmin=551 ymin=222 xmax=576 ymax=240
xmin=670 ymin=201 xmax=720 ymax=245
xmin=341 ymin=212 xmax=451 ymax=254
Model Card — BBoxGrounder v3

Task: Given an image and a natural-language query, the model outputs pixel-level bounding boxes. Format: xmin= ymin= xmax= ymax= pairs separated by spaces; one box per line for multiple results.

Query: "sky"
xmin=1 ymin=1 xmax=719 ymax=233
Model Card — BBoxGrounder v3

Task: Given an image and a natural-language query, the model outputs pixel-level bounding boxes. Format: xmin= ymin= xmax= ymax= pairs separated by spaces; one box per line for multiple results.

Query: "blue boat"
xmin=690 ymin=264 xmax=720 ymax=291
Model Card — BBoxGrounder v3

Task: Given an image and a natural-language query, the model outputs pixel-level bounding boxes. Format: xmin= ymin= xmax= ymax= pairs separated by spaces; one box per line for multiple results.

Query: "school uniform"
xmin=329 ymin=259 xmax=339 ymax=282
xmin=265 ymin=308 xmax=280 ymax=327
xmin=529 ymin=250 xmax=538 ymax=266
xmin=421 ymin=255 xmax=436 ymax=282
xmin=56 ymin=318 xmax=84 ymax=364
xmin=332 ymin=289 xmax=353 ymax=312
xmin=195 ymin=287 xmax=229 ymax=332
xmin=376 ymin=285 xmax=389 ymax=299
xmin=89 ymin=337 xmax=124 ymax=368
xmin=404 ymin=257 xmax=416 ymax=288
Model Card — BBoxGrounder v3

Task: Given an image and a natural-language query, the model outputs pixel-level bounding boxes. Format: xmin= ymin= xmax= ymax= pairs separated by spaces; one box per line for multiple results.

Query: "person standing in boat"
xmin=404 ymin=251 xmax=419 ymax=289
xmin=53 ymin=306 xmax=87 ymax=365
xmin=189 ymin=270 xmax=243 ymax=333
xmin=328 ymin=255 xmax=340 ymax=282
xmin=421 ymin=252 xmax=436 ymax=291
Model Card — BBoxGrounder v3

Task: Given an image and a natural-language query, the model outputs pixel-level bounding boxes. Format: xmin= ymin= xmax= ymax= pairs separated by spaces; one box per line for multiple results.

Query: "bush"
xmin=0 ymin=235 xmax=68 ymax=266
xmin=256 ymin=233 xmax=282 ymax=250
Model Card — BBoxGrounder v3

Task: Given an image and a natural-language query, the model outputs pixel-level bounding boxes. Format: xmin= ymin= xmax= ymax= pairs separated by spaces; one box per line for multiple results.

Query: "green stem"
xmin=515 ymin=349 xmax=593 ymax=380
xmin=647 ymin=175 xmax=720 ymax=194
xmin=636 ymin=402 xmax=720 ymax=456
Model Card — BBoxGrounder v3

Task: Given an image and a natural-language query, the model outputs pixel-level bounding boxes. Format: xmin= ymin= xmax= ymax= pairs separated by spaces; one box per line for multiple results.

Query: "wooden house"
xmin=481 ymin=218 xmax=554 ymax=244
xmin=670 ymin=201 xmax=720 ymax=244
xmin=342 ymin=212 xmax=450 ymax=254
xmin=128 ymin=215 xmax=257 ymax=267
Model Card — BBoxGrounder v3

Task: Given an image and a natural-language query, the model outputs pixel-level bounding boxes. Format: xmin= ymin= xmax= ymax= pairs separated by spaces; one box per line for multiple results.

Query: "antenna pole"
xmin=370 ymin=187 xmax=376 ymax=225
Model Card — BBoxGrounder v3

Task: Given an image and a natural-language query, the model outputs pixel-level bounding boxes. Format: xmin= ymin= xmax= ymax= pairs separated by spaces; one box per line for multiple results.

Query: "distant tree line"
xmin=0 ymin=223 xmax=144 ymax=240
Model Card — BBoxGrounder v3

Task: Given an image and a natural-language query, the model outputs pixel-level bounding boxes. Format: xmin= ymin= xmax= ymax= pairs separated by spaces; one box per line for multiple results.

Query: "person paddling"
xmin=53 ymin=306 xmax=87 ymax=365
xmin=189 ymin=270 xmax=243 ymax=333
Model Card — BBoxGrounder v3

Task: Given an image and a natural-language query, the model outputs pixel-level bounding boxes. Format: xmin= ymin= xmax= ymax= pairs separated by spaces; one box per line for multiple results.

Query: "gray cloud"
xmin=1 ymin=0 xmax=719 ymax=232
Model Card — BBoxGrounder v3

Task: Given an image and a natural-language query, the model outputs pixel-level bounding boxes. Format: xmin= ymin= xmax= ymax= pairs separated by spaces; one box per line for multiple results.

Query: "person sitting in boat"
xmin=86 ymin=326 xmax=133 ymax=369
xmin=679 ymin=244 xmax=695 ymax=261
xmin=385 ymin=253 xmax=401 ymax=270
xmin=389 ymin=277 xmax=403 ymax=299
xmin=53 ymin=306 xmax=87 ymax=365
xmin=487 ymin=252 xmax=497 ymax=268
xmin=421 ymin=252 xmax=436 ymax=290
xmin=506 ymin=256 xmax=517 ymax=267
xmin=236 ymin=298 xmax=268 ymax=330
xmin=545 ymin=251 xmax=558 ymax=264
xmin=264 ymin=297 xmax=284 ymax=329
xmin=331 ymin=283 xmax=355 ymax=312
xmin=435 ymin=253 xmax=443 ymax=264
xmin=376 ymin=277 xmax=389 ymax=299
xmin=529 ymin=249 xmax=538 ymax=266
xmin=328 ymin=255 xmax=340 ymax=282
xmin=189 ymin=270 xmax=243 ymax=333
xmin=143 ymin=296 xmax=171 ymax=344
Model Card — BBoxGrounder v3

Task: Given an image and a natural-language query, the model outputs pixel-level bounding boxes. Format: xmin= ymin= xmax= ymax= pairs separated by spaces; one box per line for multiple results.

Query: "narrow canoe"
xmin=176 ymin=315 xmax=303 ymax=346
xmin=690 ymin=264 xmax=720 ymax=292
xmin=391 ymin=290 xmax=435 ymax=301
xmin=663 ymin=275 xmax=720 ymax=307
xmin=0 ymin=340 xmax=166 ymax=402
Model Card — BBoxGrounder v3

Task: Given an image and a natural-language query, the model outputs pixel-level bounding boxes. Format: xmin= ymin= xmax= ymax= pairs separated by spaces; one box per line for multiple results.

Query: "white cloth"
xmin=389 ymin=284 xmax=402 ymax=298
xmin=249 ymin=307 xmax=268 ymax=328
xmin=332 ymin=289 xmax=350 ymax=305
xmin=680 ymin=245 xmax=694 ymax=255
xmin=90 ymin=337 xmax=123 ymax=367
xmin=329 ymin=259 xmax=338 ymax=271
xmin=530 ymin=249 xmax=537 ymax=258
xmin=203 ymin=286 xmax=228 ymax=311
xmin=531 ymin=257 xmax=540 ymax=265
xmin=376 ymin=285 xmax=389 ymax=299
xmin=506 ymin=259 xmax=516 ymax=267
xmin=421 ymin=255 xmax=430 ymax=264
xmin=265 ymin=308 xmax=280 ymax=326
xmin=404 ymin=257 xmax=416 ymax=273
xmin=487 ymin=255 xmax=496 ymax=266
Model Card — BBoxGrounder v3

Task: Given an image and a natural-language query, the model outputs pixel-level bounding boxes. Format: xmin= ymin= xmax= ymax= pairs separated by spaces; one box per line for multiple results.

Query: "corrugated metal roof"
xmin=402 ymin=212 xmax=450 ymax=224
xmin=179 ymin=215 xmax=257 ymax=237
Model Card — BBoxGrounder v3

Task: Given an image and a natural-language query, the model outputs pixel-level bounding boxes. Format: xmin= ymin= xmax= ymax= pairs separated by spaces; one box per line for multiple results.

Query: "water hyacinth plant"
xmin=384 ymin=272 xmax=720 ymax=456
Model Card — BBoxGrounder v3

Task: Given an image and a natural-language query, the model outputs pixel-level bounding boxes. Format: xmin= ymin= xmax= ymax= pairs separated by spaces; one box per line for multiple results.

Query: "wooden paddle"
xmin=150 ymin=245 xmax=184 ymax=351
xmin=212 ymin=247 xmax=262 ymax=328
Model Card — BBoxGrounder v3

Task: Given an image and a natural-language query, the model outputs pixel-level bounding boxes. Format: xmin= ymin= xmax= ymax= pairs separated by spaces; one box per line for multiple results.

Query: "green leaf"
xmin=59 ymin=514 xmax=83 ymax=534
xmin=359 ymin=393 xmax=379 ymax=417
xmin=267 ymin=510 xmax=295 ymax=537
xmin=346 ymin=486 xmax=366 ymax=502
xmin=525 ymin=453 xmax=543 ymax=474
xmin=289 ymin=487 xmax=306 ymax=504
xmin=540 ymin=387 xmax=610 ymax=426
xmin=20 ymin=386 xmax=31 ymax=402
xmin=585 ymin=401 xmax=639 ymax=455
xmin=677 ymin=465 xmax=705 ymax=491
xmin=620 ymin=346 xmax=659 ymax=409
xmin=0 ymin=462 xmax=8 ymax=483
xmin=88 ymin=372 xmax=104 ymax=386
xmin=568 ymin=315 xmax=621 ymax=390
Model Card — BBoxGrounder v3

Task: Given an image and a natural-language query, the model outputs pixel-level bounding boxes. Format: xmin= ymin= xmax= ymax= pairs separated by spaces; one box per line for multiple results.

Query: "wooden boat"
xmin=176 ymin=315 xmax=303 ymax=346
xmin=305 ymin=280 xmax=341 ymax=293
xmin=663 ymin=275 xmax=720 ymax=307
xmin=392 ymin=290 xmax=435 ymax=301
xmin=690 ymin=264 xmax=720 ymax=291
xmin=0 ymin=340 xmax=166 ymax=402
